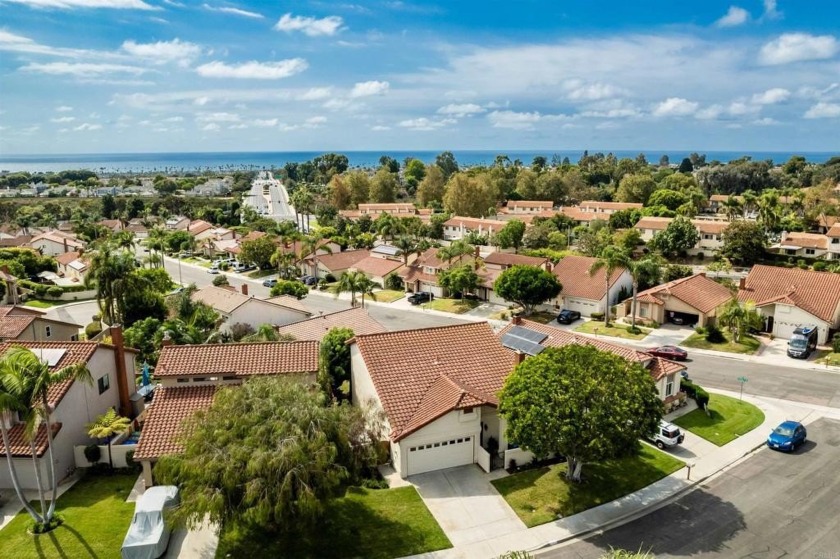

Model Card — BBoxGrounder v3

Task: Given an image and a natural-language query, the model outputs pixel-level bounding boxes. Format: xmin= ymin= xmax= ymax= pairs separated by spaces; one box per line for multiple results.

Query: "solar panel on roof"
xmin=34 ymin=348 xmax=67 ymax=367
xmin=501 ymin=334 xmax=545 ymax=356
xmin=507 ymin=326 xmax=548 ymax=344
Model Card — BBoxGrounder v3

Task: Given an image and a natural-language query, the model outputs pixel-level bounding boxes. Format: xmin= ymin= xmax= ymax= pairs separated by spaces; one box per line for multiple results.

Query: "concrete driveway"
xmin=410 ymin=465 xmax=525 ymax=547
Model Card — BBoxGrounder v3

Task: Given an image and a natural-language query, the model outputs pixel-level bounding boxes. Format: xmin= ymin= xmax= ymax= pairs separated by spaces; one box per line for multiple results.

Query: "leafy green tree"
xmin=435 ymin=151 xmax=459 ymax=180
xmin=575 ymin=220 xmax=612 ymax=257
xmin=500 ymin=345 xmax=662 ymax=482
xmin=270 ymin=279 xmax=309 ymax=300
xmin=717 ymin=300 xmax=762 ymax=343
xmin=331 ymin=271 xmax=377 ymax=307
xmin=403 ymin=158 xmax=426 ymax=191
xmin=522 ymin=222 xmax=555 ymax=250
xmin=156 ymin=377 xmax=385 ymax=531
xmin=615 ymin=173 xmax=657 ymax=204
xmin=647 ymin=189 xmax=688 ymax=211
xmin=417 ymin=164 xmax=446 ymax=207
xmin=438 ymin=264 xmax=480 ymax=298
xmin=327 ymin=174 xmax=352 ymax=210
xmin=369 ymin=168 xmax=398 ymax=203
xmin=239 ymin=235 xmax=277 ymax=270
xmin=86 ymin=408 xmax=131 ymax=470
xmin=212 ymin=274 xmax=229 ymax=287
xmin=443 ymin=172 xmax=497 ymax=217
xmin=495 ymin=220 xmax=526 ymax=253
xmin=624 ymin=256 xmax=662 ymax=331
xmin=100 ymin=194 xmax=117 ymax=219
xmin=589 ymin=245 xmax=631 ymax=327
xmin=662 ymin=264 xmax=693 ymax=282
xmin=124 ymin=317 xmax=162 ymax=364
xmin=319 ymin=327 xmax=354 ymax=399
xmin=720 ymin=221 xmax=767 ymax=266
xmin=494 ymin=265 xmax=561 ymax=315
xmin=135 ymin=267 xmax=174 ymax=293
xmin=345 ymin=170 xmax=371 ymax=207
xmin=648 ymin=217 xmax=699 ymax=257
xmin=678 ymin=158 xmax=694 ymax=173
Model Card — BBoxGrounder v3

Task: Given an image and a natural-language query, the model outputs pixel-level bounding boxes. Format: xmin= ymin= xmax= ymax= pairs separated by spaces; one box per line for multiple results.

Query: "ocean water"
xmin=0 ymin=150 xmax=836 ymax=174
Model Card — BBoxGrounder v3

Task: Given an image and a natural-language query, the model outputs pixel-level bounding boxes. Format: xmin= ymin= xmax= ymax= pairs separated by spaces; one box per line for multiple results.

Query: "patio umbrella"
xmin=141 ymin=362 xmax=151 ymax=387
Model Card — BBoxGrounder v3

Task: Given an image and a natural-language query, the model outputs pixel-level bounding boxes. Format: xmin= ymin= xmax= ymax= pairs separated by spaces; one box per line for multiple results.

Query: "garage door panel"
xmin=406 ymin=435 xmax=474 ymax=476
xmin=565 ymin=298 xmax=597 ymax=316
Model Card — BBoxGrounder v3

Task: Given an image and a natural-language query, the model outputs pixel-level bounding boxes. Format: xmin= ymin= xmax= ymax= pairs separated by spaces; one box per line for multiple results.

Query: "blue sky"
xmin=1 ymin=0 xmax=839 ymax=154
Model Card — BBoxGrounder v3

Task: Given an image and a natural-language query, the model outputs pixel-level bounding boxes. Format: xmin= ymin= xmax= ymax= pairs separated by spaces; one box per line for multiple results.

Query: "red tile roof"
xmin=778 ymin=232 xmax=829 ymax=250
xmin=578 ymin=201 xmax=643 ymax=212
xmin=444 ymin=216 xmax=509 ymax=230
xmin=635 ymin=216 xmax=728 ymax=235
xmin=0 ymin=422 xmax=61 ymax=458
xmin=505 ymin=200 xmax=553 ymax=210
xmin=552 ymin=255 xmax=626 ymax=301
xmin=827 ymin=223 xmax=840 ymax=238
xmin=305 ymin=250 xmax=371 ymax=272
xmin=738 ymin=265 xmax=840 ymax=323
xmin=351 ymin=256 xmax=403 ymax=278
xmin=352 ymin=322 xmax=515 ymax=441
xmin=133 ymin=385 xmax=216 ymax=460
xmin=276 ymin=307 xmax=386 ymax=342
xmin=55 ymin=251 xmax=82 ymax=267
xmin=483 ymin=252 xmax=548 ymax=268
xmin=632 ymin=274 xmax=734 ymax=314
xmin=155 ymin=341 xmax=319 ymax=377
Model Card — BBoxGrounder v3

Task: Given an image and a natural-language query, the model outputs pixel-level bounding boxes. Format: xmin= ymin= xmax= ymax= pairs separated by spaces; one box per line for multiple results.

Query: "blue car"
xmin=767 ymin=420 xmax=807 ymax=452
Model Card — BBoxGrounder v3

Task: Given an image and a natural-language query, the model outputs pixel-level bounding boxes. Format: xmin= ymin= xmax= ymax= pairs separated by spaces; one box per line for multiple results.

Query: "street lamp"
xmin=737 ymin=375 xmax=749 ymax=400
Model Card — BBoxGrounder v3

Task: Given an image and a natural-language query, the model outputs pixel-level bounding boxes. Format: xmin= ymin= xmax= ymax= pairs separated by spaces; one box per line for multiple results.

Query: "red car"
xmin=648 ymin=345 xmax=688 ymax=361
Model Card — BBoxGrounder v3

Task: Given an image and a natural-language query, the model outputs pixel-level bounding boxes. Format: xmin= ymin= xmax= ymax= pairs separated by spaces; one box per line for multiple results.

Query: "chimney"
xmin=738 ymin=276 xmax=746 ymax=290
xmin=474 ymin=246 xmax=480 ymax=258
xmin=780 ymin=230 xmax=788 ymax=242
xmin=63 ymin=238 xmax=68 ymax=253
xmin=109 ymin=325 xmax=132 ymax=418
xmin=241 ymin=283 xmax=249 ymax=296
xmin=512 ymin=315 xmax=522 ymax=326
xmin=161 ymin=331 xmax=174 ymax=346
xmin=514 ymin=351 xmax=527 ymax=366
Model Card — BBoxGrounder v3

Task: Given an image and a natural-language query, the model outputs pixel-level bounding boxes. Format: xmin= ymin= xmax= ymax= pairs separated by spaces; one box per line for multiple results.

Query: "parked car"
xmin=647 ymin=420 xmax=685 ymax=450
xmin=207 ymin=266 xmax=220 ymax=274
xmin=121 ymin=485 xmax=179 ymax=559
xmin=263 ymin=278 xmax=277 ymax=287
xmin=787 ymin=325 xmax=818 ymax=359
xmin=767 ymin=420 xmax=807 ymax=452
xmin=233 ymin=262 xmax=255 ymax=272
xmin=302 ymin=275 xmax=318 ymax=286
xmin=647 ymin=345 xmax=688 ymax=361
xmin=556 ymin=309 xmax=582 ymax=324
xmin=407 ymin=291 xmax=433 ymax=305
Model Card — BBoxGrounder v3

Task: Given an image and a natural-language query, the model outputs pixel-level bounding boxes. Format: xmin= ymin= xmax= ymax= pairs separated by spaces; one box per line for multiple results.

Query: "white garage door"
xmin=406 ymin=435 xmax=474 ymax=476
xmin=565 ymin=297 xmax=597 ymax=316
xmin=773 ymin=320 xmax=799 ymax=340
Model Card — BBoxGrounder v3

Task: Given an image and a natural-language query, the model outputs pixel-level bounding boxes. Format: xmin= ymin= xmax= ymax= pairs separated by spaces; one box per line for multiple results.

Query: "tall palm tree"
xmin=438 ymin=240 xmax=474 ymax=264
xmin=720 ymin=196 xmax=743 ymax=222
xmin=393 ymin=235 xmax=420 ymax=266
xmin=741 ymin=189 xmax=758 ymax=218
xmin=1 ymin=346 xmax=91 ymax=521
xmin=330 ymin=271 xmax=378 ymax=308
xmin=626 ymin=256 xmax=662 ymax=331
xmin=86 ymin=408 xmax=131 ymax=470
xmin=376 ymin=213 xmax=403 ymax=243
xmin=757 ymin=190 xmax=781 ymax=232
xmin=0 ymin=375 xmax=43 ymax=523
xmin=718 ymin=301 xmax=762 ymax=343
xmin=588 ymin=245 xmax=631 ymax=328
xmin=270 ymin=248 xmax=297 ymax=280
xmin=89 ymin=251 xmax=146 ymax=325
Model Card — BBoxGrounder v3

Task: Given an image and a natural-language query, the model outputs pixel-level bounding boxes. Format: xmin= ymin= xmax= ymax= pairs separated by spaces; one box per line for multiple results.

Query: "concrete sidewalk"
xmin=406 ymin=388 xmax=838 ymax=559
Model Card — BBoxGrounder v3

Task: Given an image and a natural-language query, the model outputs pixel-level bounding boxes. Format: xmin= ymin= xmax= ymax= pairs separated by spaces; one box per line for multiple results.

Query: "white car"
xmin=121 ymin=486 xmax=179 ymax=559
xmin=207 ymin=266 xmax=220 ymax=274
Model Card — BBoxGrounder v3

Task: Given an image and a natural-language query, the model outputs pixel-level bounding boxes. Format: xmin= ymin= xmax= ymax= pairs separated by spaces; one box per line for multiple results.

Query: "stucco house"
xmin=0 ymin=305 xmax=81 ymax=342
xmin=476 ymin=252 xmax=550 ymax=305
xmin=301 ymin=249 xmax=371 ymax=280
xmin=550 ymin=255 xmax=632 ymax=316
xmin=134 ymin=341 xmax=319 ymax=487
xmin=771 ymin=231 xmax=830 ymax=259
xmin=0 ymin=334 xmax=137 ymax=490
xmin=737 ymin=265 xmax=840 ymax=344
xmin=828 ymin=223 xmax=840 ymax=260
xmin=275 ymin=307 xmax=386 ymax=342
xmin=190 ymin=285 xmax=311 ymax=333
xmin=396 ymin=247 xmax=482 ymax=298
xmin=350 ymin=256 xmax=403 ymax=286
xmin=504 ymin=200 xmax=553 ymax=214
xmin=28 ymin=231 xmax=85 ymax=256
xmin=577 ymin=201 xmax=643 ymax=215
xmin=55 ymin=250 xmax=90 ymax=283
xmin=617 ymin=273 xmax=734 ymax=327
xmin=634 ymin=217 xmax=727 ymax=256
xmin=443 ymin=216 xmax=509 ymax=242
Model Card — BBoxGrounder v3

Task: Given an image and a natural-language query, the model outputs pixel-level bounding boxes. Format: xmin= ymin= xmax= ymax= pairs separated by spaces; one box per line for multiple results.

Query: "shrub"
xmin=325 ymin=273 xmax=337 ymax=283
xmin=124 ymin=449 xmax=142 ymax=473
xmin=813 ymin=261 xmax=827 ymax=272
xmin=591 ymin=312 xmax=605 ymax=320
xmin=46 ymin=285 xmax=63 ymax=299
xmin=832 ymin=333 xmax=840 ymax=353
xmin=230 ymin=322 xmax=255 ymax=342
xmin=696 ymin=252 xmax=705 ymax=260
xmin=694 ymin=387 xmax=711 ymax=409
xmin=705 ymin=324 xmax=725 ymax=343
xmin=270 ymin=279 xmax=308 ymax=299
xmin=212 ymin=274 xmax=229 ymax=286
xmin=384 ymin=273 xmax=404 ymax=291
xmin=360 ymin=478 xmax=390 ymax=490
xmin=31 ymin=515 xmax=64 ymax=534
xmin=85 ymin=321 xmax=103 ymax=339
xmin=797 ymin=259 xmax=808 ymax=269
xmin=507 ymin=458 xmax=518 ymax=473
xmin=680 ymin=379 xmax=697 ymax=398
xmin=83 ymin=444 xmax=101 ymax=465
xmin=694 ymin=326 xmax=707 ymax=335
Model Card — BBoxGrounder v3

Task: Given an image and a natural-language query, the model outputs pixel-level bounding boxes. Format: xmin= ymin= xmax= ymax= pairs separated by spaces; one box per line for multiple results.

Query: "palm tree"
xmin=438 ymin=240 xmax=475 ymax=264
xmin=270 ymin=248 xmax=297 ymax=280
xmin=588 ymin=245 xmax=631 ymax=328
xmin=0 ymin=374 xmax=43 ymax=523
xmin=720 ymin=196 xmax=743 ymax=222
xmin=717 ymin=301 xmax=761 ymax=343
xmin=393 ymin=235 xmax=420 ymax=266
xmin=1 ymin=346 xmax=91 ymax=522
xmin=86 ymin=408 xmax=131 ymax=470
xmin=330 ymin=271 xmax=378 ymax=308
xmin=376 ymin=213 xmax=403 ymax=243
xmin=757 ymin=190 xmax=781 ymax=232
xmin=626 ymin=256 xmax=662 ymax=331
xmin=89 ymin=251 xmax=146 ymax=325
xmin=113 ymin=230 xmax=135 ymax=254
xmin=242 ymin=324 xmax=280 ymax=342
xmin=741 ymin=189 xmax=758 ymax=218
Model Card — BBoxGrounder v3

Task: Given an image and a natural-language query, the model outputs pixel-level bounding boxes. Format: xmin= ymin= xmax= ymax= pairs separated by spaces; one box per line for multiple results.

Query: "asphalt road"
xmin=538 ymin=417 xmax=840 ymax=559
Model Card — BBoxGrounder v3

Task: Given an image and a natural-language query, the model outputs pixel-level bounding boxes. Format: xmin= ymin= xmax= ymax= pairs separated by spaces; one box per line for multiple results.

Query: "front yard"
xmin=680 ymin=332 xmax=761 ymax=355
xmin=372 ymin=289 xmax=405 ymax=303
xmin=215 ymin=486 xmax=451 ymax=558
xmin=491 ymin=446 xmax=684 ymax=527
xmin=422 ymin=298 xmax=480 ymax=314
xmin=574 ymin=320 xmax=650 ymax=340
xmin=815 ymin=351 xmax=840 ymax=367
xmin=673 ymin=393 xmax=765 ymax=446
xmin=0 ymin=472 xmax=135 ymax=559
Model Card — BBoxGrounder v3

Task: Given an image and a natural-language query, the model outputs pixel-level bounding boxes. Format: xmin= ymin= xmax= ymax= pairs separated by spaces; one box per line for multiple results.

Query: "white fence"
xmin=504 ymin=447 xmax=535 ymax=470
xmin=476 ymin=446 xmax=492 ymax=473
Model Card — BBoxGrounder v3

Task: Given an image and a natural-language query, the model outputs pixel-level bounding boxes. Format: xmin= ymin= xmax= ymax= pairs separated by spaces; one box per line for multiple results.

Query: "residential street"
xmin=537 ymin=417 xmax=840 ymax=559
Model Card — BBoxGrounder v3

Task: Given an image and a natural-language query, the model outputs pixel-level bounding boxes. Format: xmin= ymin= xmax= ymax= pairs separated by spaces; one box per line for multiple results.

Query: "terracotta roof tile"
xmin=305 ymin=250 xmax=371 ymax=272
xmin=155 ymin=341 xmax=319 ymax=377
xmin=0 ymin=315 xmax=37 ymax=339
xmin=827 ymin=223 xmax=840 ymax=238
xmin=579 ymin=201 xmax=643 ymax=212
xmin=552 ymin=255 xmax=626 ymax=301
xmin=352 ymin=322 xmax=514 ymax=441
xmin=632 ymin=274 xmax=734 ymax=314
xmin=133 ymin=385 xmax=215 ymax=460
xmin=359 ymin=203 xmax=417 ymax=212
xmin=777 ymin=232 xmax=829 ymax=250
xmin=55 ymin=251 xmax=82 ymax=266
xmin=276 ymin=307 xmax=386 ymax=342
xmin=505 ymin=200 xmax=553 ymax=210
xmin=444 ymin=216 xmax=509 ymax=230
xmin=635 ymin=216 xmax=728 ymax=235
xmin=262 ymin=295 xmax=311 ymax=315
xmin=187 ymin=220 xmax=213 ymax=235
xmin=0 ymin=422 xmax=61 ymax=458
xmin=738 ymin=265 xmax=840 ymax=323
xmin=484 ymin=252 xmax=548 ymax=267
xmin=351 ymin=256 xmax=403 ymax=278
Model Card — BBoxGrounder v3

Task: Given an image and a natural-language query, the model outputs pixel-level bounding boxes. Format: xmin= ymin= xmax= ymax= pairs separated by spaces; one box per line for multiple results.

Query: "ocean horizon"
xmin=0 ymin=150 xmax=837 ymax=174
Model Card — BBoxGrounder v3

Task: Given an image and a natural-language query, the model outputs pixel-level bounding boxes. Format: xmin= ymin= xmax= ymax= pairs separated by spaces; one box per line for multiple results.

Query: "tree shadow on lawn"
xmin=217 ymin=488 xmax=450 ymax=559
xmin=32 ymin=524 xmax=99 ymax=559
xmin=582 ymin=487 xmax=746 ymax=556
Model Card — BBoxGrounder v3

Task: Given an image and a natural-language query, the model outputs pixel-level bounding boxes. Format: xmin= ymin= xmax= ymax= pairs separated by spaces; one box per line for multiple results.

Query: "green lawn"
xmin=422 ymin=298 xmax=480 ymax=314
xmin=673 ymin=393 xmax=765 ymax=446
xmin=245 ymin=268 xmax=276 ymax=278
xmin=491 ymin=446 xmax=684 ymax=527
xmin=215 ymin=487 xmax=451 ymax=559
xmin=22 ymin=299 xmax=65 ymax=309
xmin=815 ymin=351 xmax=840 ymax=367
xmin=0 ymin=472 xmax=135 ymax=559
xmin=574 ymin=320 xmax=649 ymax=340
xmin=523 ymin=311 xmax=557 ymax=324
xmin=372 ymin=289 xmax=405 ymax=303
xmin=680 ymin=332 xmax=761 ymax=355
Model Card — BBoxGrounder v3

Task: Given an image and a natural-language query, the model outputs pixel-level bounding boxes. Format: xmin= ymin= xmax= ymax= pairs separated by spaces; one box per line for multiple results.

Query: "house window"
xmin=832 ymin=238 xmax=839 ymax=244
xmin=97 ymin=375 xmax=110 ymax=395
xmin=786 ymin=249 xmax=796 ymax=255
xmin=176 ymin=378 xmax=189 ymax=383
xmin=193 ymin=377 xmax=206 ymax=382
xmin=665 ymin=378 xmax=674 ymax=397
xmin=70 ymin=334 xmax=78 ymax=341
xmin=703 ymin=234 xmax=713 ymax=240
xmin=805 ymin=249 xmax=815 ymax=255
xmin=639 ymin=306 xmax=648 ymax=318
xmin=462 ymin=407 xmax=474 ymax=415
xmin=45 ymin=326 xmax=52 ymax=338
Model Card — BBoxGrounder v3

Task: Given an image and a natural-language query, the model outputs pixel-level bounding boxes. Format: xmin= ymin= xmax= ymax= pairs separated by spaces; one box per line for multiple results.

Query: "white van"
xmin=648 ymin=420 xmax=685 ymax=449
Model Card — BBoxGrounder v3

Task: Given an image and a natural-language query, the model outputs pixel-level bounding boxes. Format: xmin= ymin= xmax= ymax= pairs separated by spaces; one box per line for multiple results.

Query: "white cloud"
xmin=652 ymin=97 xmax=698 ymax=117
xmin=728 ymin=101 xmax=760 ymax=116
xmin=565 ymin=81 xmax=627 ymax=101
xmin=3 ymin=0 xmax=157 ymax=9
xmin=252 ymin=118 xmax=278 ymax=127
xmin=74 ymin=122 xmax=101 ymax=131
xmin=370 ymin=125 xmax=390 ymax=131
xmin=715 ymin=6 xmax=749 ymax=28
xmin=306 ymin=116 xmax=327 ymax=125
xmin=398 ymin=117 xmax=453 ymax=131
xmin=762 ymin=0 xmax=782 ymax=20
xmin=436 ymin=103 xmax=485 ymax=117
xmin=202 ymin=3 xmax=263 ymax=19
xmin=804 ymin=102 xmax=840 ymax=119
xmin=486 ymin=110 xmax=568 ymax=129
xmin=196 ymin=112 xmax=240 ymax=123
xmin=201 ymin=123 xmax=220 ymax=131
xmin=21 ymin=62 xmax=147 ymax=76
xmin=350 ymin=80 xmax=389 ymax=97
xmin=274 ymin=13 xmax=344 ymax=37
xmin=752 ymin=117 xmax=779 ymax=125
xmin=323 ymin=98 xmax=351 ymax=110
xmin=694 ymin=104 xmax=724 ymax=120
xmin=121 ymin=39 xmax=200 ymax=67
xmin=759 ymin=33 xmax=839 ymax=65
xmin=750 ymin=88 xmax=790 ymax=105
xmin=50 ymin=116 xmax=75 ymax=122
xmin=195 ymin=59 xmax=308 ymax=80
xmin=163 ymin=116 xmax=183 ymax=122
xmin=298 ymin=87 xmax=333 ymax=101
xmin=228 ymin=123 xmax=248 ymax=129
xmin=578 ymin=99 xmax=640 ymax=118
xmin=193 ymin=96 xmax=210 ymax=106
xmin=55 ymin=105 xmax=73 ymax=112
xmin=797 ymin=83 xmax=839 ymax=101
